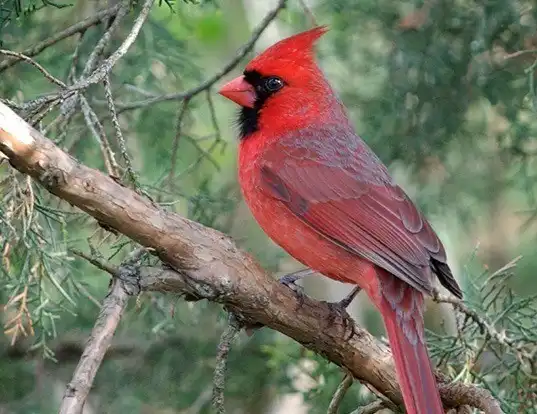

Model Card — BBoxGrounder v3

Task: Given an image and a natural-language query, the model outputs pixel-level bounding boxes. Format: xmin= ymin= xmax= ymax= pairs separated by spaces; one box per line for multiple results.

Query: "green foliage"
xmin=0 ymin=0 xmax=72 ymax=44
xmin=1 ymin=0 xmax=537 ymax=413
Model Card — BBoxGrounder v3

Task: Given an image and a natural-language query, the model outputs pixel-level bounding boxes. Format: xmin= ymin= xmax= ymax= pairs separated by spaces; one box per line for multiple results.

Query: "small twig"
xmin=212 ymin=314 xmax=241 ymax=414
xmin=205 ymin=89 xmax=227 ymax=155
xmin=103 ymin=75 xmax=144 ymax=192
xmin=0 ymin=50 xmax=67 ymax=88
xmin=81 ymin=0 xmax=131 ymax=78
xmin=29 ymin=98 xmax=62 ymax=126
xmin=177 ymin=135 xmax=221 ymax=176
xmin=19 ymin=93 xmax=61 ymax=119
xmin=0 ymin=98 xmax=22 ymax=111
xmin=113 ymin=0 xmax=287 ymax=113
xmin=21 ymin=0 xmax=153 ymax=117
xmin=52 ymin=0 xmax=131 ymax=141
xmin=0 ymin=4 xmax=122 ymax=73
xmin=59 ymin=247 xmax=143 ymax=414
xmin=206 ymin=89 xmax=222 ymax=144
xmin=432 ymin=289 xmax=518 ymax=351
xmin=168 ymin=97 xmax=191 ymax=189
xmin=70 ymin=0 xmax=155 ymax=93
xmin=71 ymin=249 xmax=117 ymax=275
xmin=327 ymin=370 xmax=353 ymax=414
xmin=503 ymin=49 xmax=537 ymax=61
xmin=80 ymin=95 xmax=120 ymax=178
xmin=124 ymin=246 xmax=149 ymax=265
xmin=67 ymin=32 xmax=85 ymax=85
xmin=348 ymin=400 xmax=386 ymax=414
xmin=42 ymin=32 xmax=86 ymax=138
xmin=297 ymin=0 xmax=318 ymax=27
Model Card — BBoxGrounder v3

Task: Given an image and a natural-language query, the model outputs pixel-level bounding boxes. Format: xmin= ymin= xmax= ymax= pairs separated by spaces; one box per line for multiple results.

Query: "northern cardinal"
xmin=218 ymin=27 xmax=462 ymax=414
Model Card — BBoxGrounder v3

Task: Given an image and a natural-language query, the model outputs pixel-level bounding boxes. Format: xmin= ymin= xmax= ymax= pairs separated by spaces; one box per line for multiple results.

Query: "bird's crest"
xmin=246 ymin=26 xmax=328 ymax=74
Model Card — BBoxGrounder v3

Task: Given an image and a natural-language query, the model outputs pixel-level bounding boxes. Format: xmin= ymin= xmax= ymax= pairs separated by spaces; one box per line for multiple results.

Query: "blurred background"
xmin=1 ymin=0 xmax=537 ymax=412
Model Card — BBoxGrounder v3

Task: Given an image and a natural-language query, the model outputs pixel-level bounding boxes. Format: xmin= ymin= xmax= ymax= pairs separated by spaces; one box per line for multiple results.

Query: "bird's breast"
xmin=238 ymin=142 xmax=372 ymax=287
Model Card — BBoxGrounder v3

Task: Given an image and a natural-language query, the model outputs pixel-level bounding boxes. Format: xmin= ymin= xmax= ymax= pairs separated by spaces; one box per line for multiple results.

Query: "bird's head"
xmin=218 ymin=26 xmax=338 ymax=139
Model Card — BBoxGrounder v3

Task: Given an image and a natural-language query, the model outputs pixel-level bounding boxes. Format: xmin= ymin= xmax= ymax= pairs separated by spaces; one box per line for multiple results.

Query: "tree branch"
xmin=349 ymin=400 xmax=386 ymax=414
xmin=0 ymin=5 xmax=122 ymax=73
xmin=69 ymin=0 xmax=155 ymax=94
xmin=58 ymin=276 xmax=130 ymax=414
xmin=59 ymin=248 xmax=144 ymax=414
xmin=0 ymin=102 xmax=504 ymax=413
xmin=19 ymin=0 xmax=155 ymax=119
xmin=212 ymin=314 xmax=241 ymax=414
xmin=327 ymin=371 xmax=353 ymax=414
xmin=112 ymin=0 xmax=288 ymax=113
xmin=0 ymin=50 xmax=67 ymax=88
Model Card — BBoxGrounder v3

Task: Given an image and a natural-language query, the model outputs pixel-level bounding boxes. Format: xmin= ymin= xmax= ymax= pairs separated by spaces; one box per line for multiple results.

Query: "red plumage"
xmin=219 ymin=27 xmax=462 ymax=414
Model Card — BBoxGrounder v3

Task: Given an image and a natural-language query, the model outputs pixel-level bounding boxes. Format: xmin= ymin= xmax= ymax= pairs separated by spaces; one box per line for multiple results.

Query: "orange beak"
xmin=218 ymin=75 xmax=256 ymax=108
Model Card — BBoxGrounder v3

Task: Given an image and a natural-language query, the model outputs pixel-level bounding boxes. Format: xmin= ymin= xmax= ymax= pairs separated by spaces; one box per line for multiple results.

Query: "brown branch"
xmin=327 ymin=370 xmax=353 ymax=414
xmin=0 ymin=4 xmax=122 ymax=73
xmin=59 ymin=277 xmax=130 ymax=414
xmin=59 ymin=248 xmax=143 ymax=414
xmin=0 ymin=102 xmax=504 ymax=413
xmin=212 ymin=315 xmax=241 ymax=414
xmin=503 ymin=49 xmax=537 ymax=61
xmin=348 ymin=400 xmax=386 ymax=414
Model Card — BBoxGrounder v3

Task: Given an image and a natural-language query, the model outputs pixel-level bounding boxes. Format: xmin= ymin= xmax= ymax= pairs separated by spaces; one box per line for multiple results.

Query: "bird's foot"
xmin=244 ymin=269 xmax=315 ymax=337
xmin=278 ymin=268 xmax=315 ymax=310
xmin=322 ymin=286 xmax=361 ymax=340
xmin=323 ymin=301 xmax=356 ymax=340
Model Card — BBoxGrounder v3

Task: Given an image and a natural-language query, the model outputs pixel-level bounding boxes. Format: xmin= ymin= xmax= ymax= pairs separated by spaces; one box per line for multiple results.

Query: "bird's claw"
xmin=323 ymin=300 xmax=357 ymax=340
xmin=324 ymin=286 xmax=361 ymax=340
xmin=278 ymin=268 xmax=315 ymax=310
xmin=244 ymin=269 xmax=316 ymax=336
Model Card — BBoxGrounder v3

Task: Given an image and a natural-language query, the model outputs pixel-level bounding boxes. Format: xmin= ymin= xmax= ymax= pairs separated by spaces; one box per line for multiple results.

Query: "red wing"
xmin=260 ymin=133 xmax=461 ymax=298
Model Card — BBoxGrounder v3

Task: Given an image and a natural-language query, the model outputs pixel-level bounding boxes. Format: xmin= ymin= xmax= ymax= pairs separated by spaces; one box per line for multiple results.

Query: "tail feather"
xmin=377 ymin=270 xmax=444 ymax=414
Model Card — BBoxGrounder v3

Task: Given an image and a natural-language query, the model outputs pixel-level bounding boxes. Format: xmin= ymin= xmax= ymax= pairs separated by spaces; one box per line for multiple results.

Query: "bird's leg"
xmin=323 ymin=286 xmax=362 ymax=340
xmin=278 ymin=268 xmax=315 ymax=290
xmin=279 ymin=269 xmax=315 ymax=290
xmin=278 ymin=268 xmax=316 ymax=308
xmin=335 ymin=286 xmax=362 ymax=309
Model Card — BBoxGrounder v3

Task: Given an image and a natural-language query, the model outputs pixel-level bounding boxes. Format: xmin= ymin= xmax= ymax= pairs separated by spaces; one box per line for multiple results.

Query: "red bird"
xmin=219 ymin=27 xmax=462 ymax=414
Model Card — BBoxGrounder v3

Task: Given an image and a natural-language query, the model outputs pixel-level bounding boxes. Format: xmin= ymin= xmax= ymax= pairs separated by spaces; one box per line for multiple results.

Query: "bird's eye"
xmin=264 ymin=77 xmax=284 ymax=92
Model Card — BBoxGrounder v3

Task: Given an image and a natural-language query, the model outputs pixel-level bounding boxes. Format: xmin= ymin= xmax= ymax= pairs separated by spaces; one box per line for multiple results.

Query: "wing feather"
xmin=259 ymin=125 xmax=462 ymax=298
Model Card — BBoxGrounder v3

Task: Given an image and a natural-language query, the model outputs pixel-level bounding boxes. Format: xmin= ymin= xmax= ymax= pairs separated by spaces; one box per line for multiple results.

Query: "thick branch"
xmin=0 ymin=102 xmax=503 ymax=413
